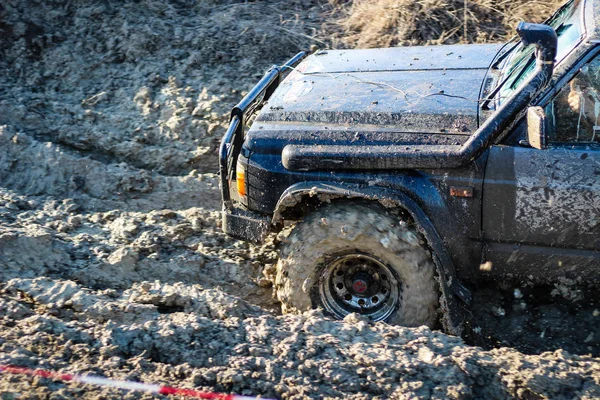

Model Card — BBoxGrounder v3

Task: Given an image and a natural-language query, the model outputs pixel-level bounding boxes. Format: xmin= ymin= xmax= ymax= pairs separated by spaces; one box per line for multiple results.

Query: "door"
xmin=482 ymin=55 xmax=600 ymax=283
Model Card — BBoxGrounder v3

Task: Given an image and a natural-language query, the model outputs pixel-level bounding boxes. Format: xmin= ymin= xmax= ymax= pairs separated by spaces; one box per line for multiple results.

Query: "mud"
xmin=2 ymin=278 xmax=600 ymax=399
xmin=1 ymin=0 xmax=599 ymax=399
xmin=465 ymin=284 xmax=600 ymax=357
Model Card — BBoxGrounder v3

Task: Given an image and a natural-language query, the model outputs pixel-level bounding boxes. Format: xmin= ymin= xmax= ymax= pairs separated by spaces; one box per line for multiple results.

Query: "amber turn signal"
xmin=236 ymin=161 xmax=246 ymax=197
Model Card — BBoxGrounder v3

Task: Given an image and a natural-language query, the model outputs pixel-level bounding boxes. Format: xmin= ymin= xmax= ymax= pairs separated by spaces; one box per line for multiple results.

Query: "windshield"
xmin=498 ymin=0 xmax=584 ymax=102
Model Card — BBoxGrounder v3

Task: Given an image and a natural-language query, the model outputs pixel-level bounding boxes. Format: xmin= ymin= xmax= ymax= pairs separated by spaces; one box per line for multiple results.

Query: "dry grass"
xmin=323 ymin=0 xmax=566 ymax=48
xmin=189 ymin=1 xmax=568 ymax=53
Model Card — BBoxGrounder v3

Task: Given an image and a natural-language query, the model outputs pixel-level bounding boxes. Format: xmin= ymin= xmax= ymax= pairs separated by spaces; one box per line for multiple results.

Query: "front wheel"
xmin=275 ymin=202 xmax=439 ymax=327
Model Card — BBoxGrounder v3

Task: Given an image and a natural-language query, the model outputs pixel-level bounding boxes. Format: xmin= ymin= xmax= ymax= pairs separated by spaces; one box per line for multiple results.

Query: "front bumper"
xmin=222 ymin=207 xmax=272 ymax=243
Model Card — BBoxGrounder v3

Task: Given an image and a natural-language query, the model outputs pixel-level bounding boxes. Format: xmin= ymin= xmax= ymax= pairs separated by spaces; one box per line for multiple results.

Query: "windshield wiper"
xmin=490 ymin=42 xmax=519 ymax=70
xmin=481 ymin=52 xmax=535 ymax=110
xmin=506 ymin=53 xmax=536 ymax=92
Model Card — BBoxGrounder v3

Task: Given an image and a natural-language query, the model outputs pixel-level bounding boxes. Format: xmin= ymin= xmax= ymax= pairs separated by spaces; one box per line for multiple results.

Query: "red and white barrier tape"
xmin=0 ymin=365 xmax=272 ymax=400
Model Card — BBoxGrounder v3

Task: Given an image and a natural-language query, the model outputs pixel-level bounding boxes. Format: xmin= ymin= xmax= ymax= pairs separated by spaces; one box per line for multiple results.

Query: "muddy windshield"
xmin=498 ymin=0 xmax=583 ymax=102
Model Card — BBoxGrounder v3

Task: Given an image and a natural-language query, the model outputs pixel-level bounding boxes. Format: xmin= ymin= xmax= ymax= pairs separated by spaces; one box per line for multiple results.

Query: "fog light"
xmin=236 ymin=161 xmax=246 ymax=198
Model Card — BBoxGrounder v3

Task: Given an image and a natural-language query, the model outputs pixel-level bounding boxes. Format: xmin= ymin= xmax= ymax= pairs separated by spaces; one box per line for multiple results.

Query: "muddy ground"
xmin=0 ymin=0 xmax=599 ymax=399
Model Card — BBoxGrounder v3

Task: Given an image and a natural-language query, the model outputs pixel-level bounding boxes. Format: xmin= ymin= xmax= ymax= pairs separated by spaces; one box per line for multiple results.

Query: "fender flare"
xmin=272 ymin=181 xmax=471 ymax=335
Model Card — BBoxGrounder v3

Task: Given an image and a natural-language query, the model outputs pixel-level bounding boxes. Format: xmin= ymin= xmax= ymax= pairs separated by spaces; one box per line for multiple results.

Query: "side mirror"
xmin=527 ymin=106 xmax=548 ymax=149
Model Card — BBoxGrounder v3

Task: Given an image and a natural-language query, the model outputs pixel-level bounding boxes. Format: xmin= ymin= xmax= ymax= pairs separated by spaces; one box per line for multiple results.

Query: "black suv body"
xmin=220 ymin=0 xmax=599 ymax=332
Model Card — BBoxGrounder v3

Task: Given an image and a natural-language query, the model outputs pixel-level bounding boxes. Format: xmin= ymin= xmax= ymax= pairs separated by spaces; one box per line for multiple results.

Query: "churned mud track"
xmin=1 ymin=279 xmax=600 ymax=399
xmin=0 ymin=0 xmax=598 ymax=398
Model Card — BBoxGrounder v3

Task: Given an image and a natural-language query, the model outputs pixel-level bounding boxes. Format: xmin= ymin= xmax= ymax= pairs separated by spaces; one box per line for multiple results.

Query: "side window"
xmin=547 ymin=55 xmax=600 ymax=144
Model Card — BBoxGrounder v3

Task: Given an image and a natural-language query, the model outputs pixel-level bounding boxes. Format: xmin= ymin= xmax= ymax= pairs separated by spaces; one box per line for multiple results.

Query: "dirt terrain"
xmin=0 ymin=0 xmax=598 ymax=399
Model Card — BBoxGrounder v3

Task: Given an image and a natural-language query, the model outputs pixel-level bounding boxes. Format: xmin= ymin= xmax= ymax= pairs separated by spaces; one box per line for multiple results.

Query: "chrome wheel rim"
xmin=319 ymin=253 xmax=401 ymax=321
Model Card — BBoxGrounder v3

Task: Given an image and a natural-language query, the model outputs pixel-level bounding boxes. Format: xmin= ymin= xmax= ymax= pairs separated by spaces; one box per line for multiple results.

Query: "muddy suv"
xmin=220 ymin=0 xmax=599 ymax=333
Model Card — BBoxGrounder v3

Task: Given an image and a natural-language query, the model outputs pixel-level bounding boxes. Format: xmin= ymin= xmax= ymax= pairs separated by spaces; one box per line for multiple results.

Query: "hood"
xmin=251 ymin=43 xmax=503 ymax=141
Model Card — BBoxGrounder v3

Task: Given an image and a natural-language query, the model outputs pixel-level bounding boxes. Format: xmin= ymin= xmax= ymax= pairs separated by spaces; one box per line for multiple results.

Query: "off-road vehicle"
xmin=220 ymin=0 xmax=599 ymax=333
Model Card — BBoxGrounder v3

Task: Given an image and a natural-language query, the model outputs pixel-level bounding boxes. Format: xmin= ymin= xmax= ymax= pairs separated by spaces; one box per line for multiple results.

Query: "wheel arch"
xmin=272 ymin=181 xmax=470 ymax=335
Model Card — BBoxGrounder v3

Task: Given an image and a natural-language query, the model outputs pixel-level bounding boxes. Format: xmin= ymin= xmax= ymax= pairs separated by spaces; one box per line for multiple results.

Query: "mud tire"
xmin=275 ymin=202 xmax=439 ymax=327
